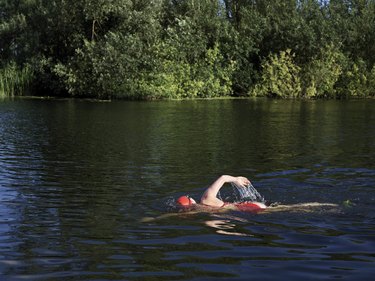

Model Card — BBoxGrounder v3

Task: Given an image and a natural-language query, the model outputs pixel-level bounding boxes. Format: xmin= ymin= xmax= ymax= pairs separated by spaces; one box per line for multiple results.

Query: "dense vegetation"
xmin=1 ymin=0 xmax=375 ymax=99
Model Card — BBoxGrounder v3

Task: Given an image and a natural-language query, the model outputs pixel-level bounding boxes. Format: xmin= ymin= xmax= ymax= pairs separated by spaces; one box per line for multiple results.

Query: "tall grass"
xmin=0 ymin=62 xmax=33 ymax=97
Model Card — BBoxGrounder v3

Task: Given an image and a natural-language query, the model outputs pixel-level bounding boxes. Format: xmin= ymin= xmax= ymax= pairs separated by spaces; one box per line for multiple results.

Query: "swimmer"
xmin=176 ymin=175 xmax=267 ymax=212
xmin=141 ymin=175 xmax=339 ymax=223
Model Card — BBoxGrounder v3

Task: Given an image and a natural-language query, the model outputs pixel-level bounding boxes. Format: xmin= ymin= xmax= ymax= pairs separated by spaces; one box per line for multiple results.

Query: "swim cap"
xmin=176 ymin=196 xmax=192 ymax=206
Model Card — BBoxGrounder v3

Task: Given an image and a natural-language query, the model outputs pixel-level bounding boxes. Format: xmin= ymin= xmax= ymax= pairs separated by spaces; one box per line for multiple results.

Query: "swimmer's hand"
xmin=233 ymin=176 xmax=251 ymax=188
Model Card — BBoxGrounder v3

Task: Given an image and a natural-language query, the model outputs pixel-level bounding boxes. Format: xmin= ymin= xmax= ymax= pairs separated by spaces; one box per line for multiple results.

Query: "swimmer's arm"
xmin=200 ymin=175 xmax=250 ymax=207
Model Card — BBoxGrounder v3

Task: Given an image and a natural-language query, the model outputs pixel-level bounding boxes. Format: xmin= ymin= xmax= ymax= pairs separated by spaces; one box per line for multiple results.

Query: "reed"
xmin=0 ymin=62 xmax=33 ymax=97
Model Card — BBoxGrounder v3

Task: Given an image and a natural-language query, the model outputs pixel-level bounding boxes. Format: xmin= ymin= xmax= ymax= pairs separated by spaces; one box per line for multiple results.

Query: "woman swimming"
xmin=176 ymin=175 xmax=267 ymax=211
xmin=141 ymin=175 xmax=339 ymax=222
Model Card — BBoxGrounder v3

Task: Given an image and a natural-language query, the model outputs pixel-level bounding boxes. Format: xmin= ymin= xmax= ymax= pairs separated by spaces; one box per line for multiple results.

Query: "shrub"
xmin=301 ymin=44 xmax=344 ymax=98
xmin=135 ymin=42 xmax=235 ymax=99
xmin=0 ymin=62 xmax=33 ymax=97
xmin=334 ymin=58 xmax=374 ymax=98
xmin=251 ymin=49 xmax=301 ymax=98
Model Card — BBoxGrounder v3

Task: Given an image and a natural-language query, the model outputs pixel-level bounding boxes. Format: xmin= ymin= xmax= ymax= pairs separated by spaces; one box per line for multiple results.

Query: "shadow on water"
xmin=0 ymin=98 xmax=374 ymax=280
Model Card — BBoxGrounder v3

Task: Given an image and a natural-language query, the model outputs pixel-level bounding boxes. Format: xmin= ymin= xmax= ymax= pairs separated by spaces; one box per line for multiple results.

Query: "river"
xmin=0 ymin=98 xmax=374 ymax=280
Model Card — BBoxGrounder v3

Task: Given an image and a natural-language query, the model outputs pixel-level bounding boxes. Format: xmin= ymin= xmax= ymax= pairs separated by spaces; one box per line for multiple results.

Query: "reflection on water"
xmin=0 ymin=98 xmax=374 ymax=280
xmin=205 ymin=214 xmax=252 ymax=237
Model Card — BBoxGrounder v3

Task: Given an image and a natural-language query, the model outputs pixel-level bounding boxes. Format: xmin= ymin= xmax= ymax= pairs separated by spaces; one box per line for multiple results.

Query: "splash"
xmin=231 ymin=182 xmax=265 ymax=203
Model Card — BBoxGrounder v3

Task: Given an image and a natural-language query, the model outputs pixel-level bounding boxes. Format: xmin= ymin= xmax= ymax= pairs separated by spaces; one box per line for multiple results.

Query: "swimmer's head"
xmin=176 ymin=195 xmax=196 ymax=207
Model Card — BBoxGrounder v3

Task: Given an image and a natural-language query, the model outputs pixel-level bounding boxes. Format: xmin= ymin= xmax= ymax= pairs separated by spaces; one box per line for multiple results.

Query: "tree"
xmin=54 ymin=0 xmax=164 ymax=98
xmin=1 ymin=0 xmax=375 ymax=99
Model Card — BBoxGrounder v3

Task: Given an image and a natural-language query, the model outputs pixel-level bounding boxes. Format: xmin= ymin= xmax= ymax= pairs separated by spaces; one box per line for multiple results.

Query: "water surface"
xmin=0 ymin=98 xmax=374 ymax=280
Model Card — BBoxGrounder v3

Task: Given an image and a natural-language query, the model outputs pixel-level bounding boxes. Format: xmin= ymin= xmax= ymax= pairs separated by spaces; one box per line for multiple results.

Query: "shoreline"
xmin=2 ymin=95 xmax=375 ymax=103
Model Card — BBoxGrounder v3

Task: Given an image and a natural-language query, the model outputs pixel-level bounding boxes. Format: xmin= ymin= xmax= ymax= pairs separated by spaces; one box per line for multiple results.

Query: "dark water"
xmin=0 ymin=98 xmax=374 ymax=280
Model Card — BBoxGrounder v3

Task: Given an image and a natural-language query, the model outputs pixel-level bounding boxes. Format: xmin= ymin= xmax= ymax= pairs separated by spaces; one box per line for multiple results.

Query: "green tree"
xmin=1 ymin=0 xmax=375 ymax=99
xmin=301 ymin=44 xmax=345 ymax=98
xmin=54 ymin=0 xmax=163 ymax=98
xmin=328 ymin=0 xmax=375 ymax=67
xmin=252 ymin=49 xmax=301 ymax=98
xmin=221 ymin=1 xmax=267 ymax=94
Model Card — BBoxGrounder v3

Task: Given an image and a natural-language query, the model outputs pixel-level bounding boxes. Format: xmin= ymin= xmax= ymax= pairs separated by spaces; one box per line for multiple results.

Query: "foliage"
xmin=0 ymin=62 xmax=33 ymax=97
xmin=301 ymin=44 xmax=345 ymax=98
xmin=338 ymin=59 xmax=369 ymax=98
xmin=1 ymin=0 xmax=375 ymax=99
xmin=335 ymin=58 xmax=375 ymax=98
xmin=136 ymin=42 xmax=235 ymax=99
xmin=369 ymin=66 xmax=375 ymax=97
xmin=220 ymin=1 xmax=267 ymax=94
xmin=252 ymin=49 xmax=301 ymax=98
xmin=53 ymin=0 xmax=163 ymax=99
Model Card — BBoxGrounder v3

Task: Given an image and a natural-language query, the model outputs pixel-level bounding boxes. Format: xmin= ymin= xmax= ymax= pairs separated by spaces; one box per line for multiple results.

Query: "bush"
xmin=301 ymin=44 xmax=344 ymax=98
xmin=0 ymin=62 xmax=33 ymax=97
xmin=251 ymin=49 xmax=301 ymax=98
xmin=136 ymin=42 xmax=235 ymax=99
xmin=336 ymin=58 xmax=372 ymax=98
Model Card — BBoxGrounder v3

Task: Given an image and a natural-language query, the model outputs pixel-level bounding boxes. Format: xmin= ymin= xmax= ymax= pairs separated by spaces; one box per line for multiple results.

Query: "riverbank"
xmin=2 ymin=94 xmax=374 ymax=103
